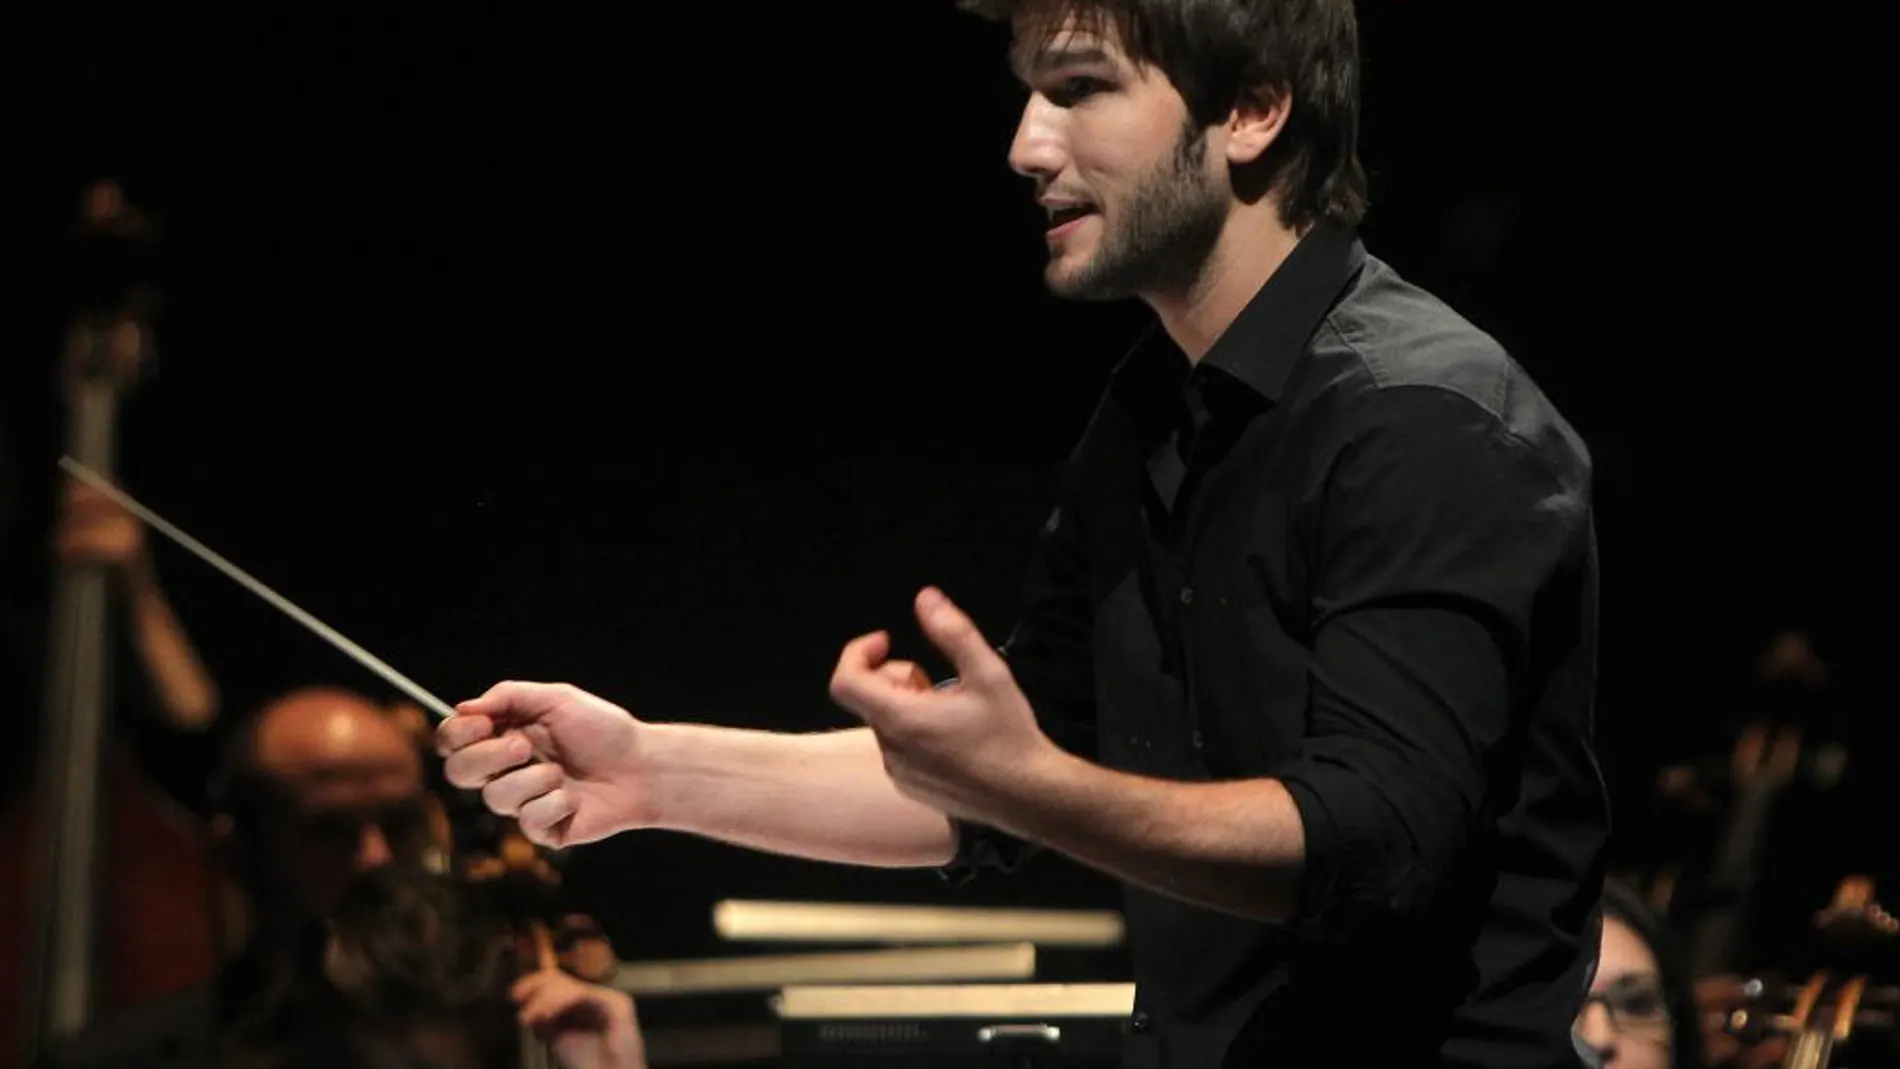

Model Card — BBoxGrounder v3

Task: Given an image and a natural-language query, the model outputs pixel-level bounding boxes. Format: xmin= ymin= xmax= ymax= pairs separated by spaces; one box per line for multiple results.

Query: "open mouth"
xmin=1046 ymin=204 xmax=1098 ymax=233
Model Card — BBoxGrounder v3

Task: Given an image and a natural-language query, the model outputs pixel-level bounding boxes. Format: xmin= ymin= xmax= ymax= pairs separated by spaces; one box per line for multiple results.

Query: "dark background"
xmin=1 ymin=2 xmax=1889 ymax=970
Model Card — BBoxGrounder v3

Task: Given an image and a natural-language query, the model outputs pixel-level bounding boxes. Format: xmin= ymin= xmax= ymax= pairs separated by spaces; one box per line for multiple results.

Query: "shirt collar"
xmin=1109 ymin=220 xmax=1366 ymax=421
xmin=1202 ymin=219 xmax=1364 ymax=402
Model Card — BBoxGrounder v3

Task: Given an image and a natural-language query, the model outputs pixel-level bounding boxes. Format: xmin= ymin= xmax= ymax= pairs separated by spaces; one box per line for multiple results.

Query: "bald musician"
xmin=213 ymin=686 xmax=436 ymax=959
xmin=38 ymin=686 xmax=431 ymax=1068
xmin=40 ymin=686 xmax=644 ymax=1069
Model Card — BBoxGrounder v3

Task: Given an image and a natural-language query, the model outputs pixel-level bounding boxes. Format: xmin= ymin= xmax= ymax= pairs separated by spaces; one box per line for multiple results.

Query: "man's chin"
xmin=1044 ymin=261 xmax=1129 ymax=302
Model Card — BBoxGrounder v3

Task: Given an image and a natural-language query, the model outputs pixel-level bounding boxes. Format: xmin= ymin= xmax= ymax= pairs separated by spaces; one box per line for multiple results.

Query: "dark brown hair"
xmin=1601 ymin=879 xmax=1707 ymax=1069
xmin=961 ymin=0 xmax=1367 ymax=230
xmin=321 ymin=863 xmax=519 ymax=1023
xmin=221 ymin=866 xmax=521 ymax=1069
xmin=320 ymin=864 xmax=522 ymax=1069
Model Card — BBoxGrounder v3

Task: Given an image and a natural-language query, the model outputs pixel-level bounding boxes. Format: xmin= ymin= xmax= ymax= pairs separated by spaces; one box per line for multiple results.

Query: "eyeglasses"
xmin=1578 ymin=980 xmax=1672 ymax=1039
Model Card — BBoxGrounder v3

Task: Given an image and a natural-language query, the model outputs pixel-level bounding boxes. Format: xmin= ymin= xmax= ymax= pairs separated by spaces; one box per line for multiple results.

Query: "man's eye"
xmin=1049 ymin=76 xmax=1106 ymax=104
xmin=1617 ymin=991 xmax=1663 ymax=1018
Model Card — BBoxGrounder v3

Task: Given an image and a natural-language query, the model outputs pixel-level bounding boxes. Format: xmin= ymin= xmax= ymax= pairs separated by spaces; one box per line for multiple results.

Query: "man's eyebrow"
xmin=1012 ymin=44 xmax=1115 ymax=80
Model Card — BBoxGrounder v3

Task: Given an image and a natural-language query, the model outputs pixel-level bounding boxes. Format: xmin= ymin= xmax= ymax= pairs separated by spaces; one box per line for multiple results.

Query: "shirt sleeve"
xmin=1273 ymin=384 xmax=1592 ymax=942
xmin=938 ymin=457 xmax=1101 ymax=886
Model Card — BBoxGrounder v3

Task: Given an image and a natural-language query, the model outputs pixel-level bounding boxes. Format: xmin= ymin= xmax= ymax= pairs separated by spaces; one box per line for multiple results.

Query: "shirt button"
xmin=1131 ymin=1012 xmax=1151 ymax=1033
xmin=1178 ymin=586 xmax=1193 ymax=604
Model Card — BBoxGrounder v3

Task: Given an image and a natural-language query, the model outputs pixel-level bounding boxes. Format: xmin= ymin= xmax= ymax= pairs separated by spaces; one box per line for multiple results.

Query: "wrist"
xmin=629 ymin=720 xmax=690 ymax=833
xmin=980 ymin=735 xmax=1088 ymax=841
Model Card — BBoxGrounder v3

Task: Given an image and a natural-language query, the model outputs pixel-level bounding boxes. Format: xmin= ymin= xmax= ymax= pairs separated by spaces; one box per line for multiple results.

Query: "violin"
xmin=390 ymin=700 xmax=620 ymax=1066
xmin=388 ymin=699 xmax=616 ymax=977
xmin=1699 ymin=876 xmax=1900 ymax=1069
xmin=459 ymin=821 xmax=621 ymax=1068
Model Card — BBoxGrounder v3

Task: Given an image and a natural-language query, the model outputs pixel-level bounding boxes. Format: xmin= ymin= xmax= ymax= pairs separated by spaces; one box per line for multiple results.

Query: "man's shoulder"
xmin=1308 ymin=254 xmax=1590 ymax=483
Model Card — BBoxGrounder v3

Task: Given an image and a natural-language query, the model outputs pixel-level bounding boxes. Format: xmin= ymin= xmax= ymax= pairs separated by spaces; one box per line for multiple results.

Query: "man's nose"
xmin=355 ymin=821 xmax=393 ymax=871
xmin=1008 ymin=95 xmax=1066 ymax=182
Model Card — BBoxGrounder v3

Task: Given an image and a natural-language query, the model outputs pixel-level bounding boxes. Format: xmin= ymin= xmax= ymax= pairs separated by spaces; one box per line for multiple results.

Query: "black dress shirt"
xmin=943 ymin=222 xmax=1610 ymax=1068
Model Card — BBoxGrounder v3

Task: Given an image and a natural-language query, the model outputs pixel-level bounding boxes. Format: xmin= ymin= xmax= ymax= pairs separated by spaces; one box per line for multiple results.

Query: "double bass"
xmin=0 ymin=180 xmax=223 ymax=1067
xmin=1616 ymin=629 xmax=1846 ymax=953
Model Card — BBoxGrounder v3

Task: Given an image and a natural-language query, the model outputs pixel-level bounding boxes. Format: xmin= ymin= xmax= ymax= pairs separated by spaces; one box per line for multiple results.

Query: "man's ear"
xmin=1224 ymin=82 xmax=1291 ymax=168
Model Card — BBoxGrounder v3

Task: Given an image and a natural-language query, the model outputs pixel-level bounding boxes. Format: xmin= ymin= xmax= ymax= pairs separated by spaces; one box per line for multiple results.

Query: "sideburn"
xmin=1089 ymin=119 xmax=1228 ymax=300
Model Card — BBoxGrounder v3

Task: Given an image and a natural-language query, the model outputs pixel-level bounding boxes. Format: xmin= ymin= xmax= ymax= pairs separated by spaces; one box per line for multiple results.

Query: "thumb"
xmin=914 ymin=587 xmax=1003 ymax=689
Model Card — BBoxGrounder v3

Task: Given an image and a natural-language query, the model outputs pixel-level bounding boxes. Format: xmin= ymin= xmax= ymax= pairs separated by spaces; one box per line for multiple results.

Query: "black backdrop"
xmin=2 ymin=2 xmax=1889 ymax=965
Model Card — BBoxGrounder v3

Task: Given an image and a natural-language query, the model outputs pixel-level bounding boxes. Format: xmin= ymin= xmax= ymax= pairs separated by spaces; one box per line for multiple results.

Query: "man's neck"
xmin=1145 ymin=211 xmax=1305 ymax=363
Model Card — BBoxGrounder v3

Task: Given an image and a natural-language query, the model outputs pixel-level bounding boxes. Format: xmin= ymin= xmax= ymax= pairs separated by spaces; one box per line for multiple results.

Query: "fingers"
xmin=835 ymin=630 xmax=890 ymax=675
xmin=828 ymin=630 xmax=893 ymax=715
xmin=512 ymin=971 xmax=582 ymax=1029
xmin=61 ymin=481 xmax=105 ymax=512
xmin=513 ymin=970 xmax=632 ymax=1032
xmin=441 ymin=731 xmax=533 ymax=789
xmin=517 ymin=787 xmax=578 ymax=845
xmin=442 ymin=680 xmax=581 ymax=761
xmin=833 ymin=631 xmax=935 ymax=725
xmin=481 ymin=760 xmax=564 ymax=816
xmin=436 ymin=711 xmax=494 ymax=756
xmin=511 ymin=968 xmax=566 ymax=1007
xmin=60 ymin=484 xmax=132 ymax=527
xmin=54 ymin=484 xmax=141 ymax=561
xmin=913 ymin=587 xmax=1005 ymax=690
xmin=875 ymin=660 xmax=933 ymax=692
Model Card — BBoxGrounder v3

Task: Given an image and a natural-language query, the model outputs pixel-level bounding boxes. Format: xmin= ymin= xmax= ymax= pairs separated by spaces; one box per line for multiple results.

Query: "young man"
xmin=438 ymin=1 xmax=1610 ymax=1065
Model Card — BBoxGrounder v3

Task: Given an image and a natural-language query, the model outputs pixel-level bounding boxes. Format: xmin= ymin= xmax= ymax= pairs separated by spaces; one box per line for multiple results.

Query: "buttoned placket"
xmin=1144 ymin=369 xmax=1220 ymax=755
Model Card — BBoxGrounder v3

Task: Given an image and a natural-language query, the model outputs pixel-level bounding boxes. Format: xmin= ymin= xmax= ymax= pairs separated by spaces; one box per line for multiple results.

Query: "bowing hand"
xmin=513 ymin=968 xmax=647 ymax=1069
xmin=828 ymin=587 xmax=1054 ymax=825
xmin=56 ymin=480 xmax=146 ymax=569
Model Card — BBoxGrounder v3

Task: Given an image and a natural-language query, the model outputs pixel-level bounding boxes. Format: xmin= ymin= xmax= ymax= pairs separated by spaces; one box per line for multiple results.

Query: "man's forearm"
xmin=988 ymin=747 xmax=1307 ymax=922
xmin=120 ymin=559 xmax=219 ymax=730
xmin=639 ymin=722 xmax=959 ymax=868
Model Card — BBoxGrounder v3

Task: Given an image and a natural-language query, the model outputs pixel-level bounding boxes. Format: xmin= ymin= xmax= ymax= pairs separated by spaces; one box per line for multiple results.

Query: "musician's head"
xmin=212 ymin=685 xmax=436 ymax=927
xmin=1575 ymin=881 xmax=1704 ymax=1069
xmin=960 ymin=0 xmax=1365 ymax=303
